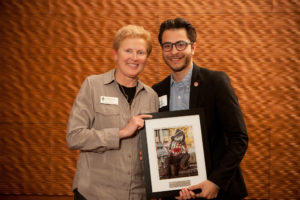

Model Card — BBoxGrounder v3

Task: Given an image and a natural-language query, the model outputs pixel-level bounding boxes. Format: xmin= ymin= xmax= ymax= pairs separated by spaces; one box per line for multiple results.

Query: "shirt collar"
xmin=103 ymin=68 xmax=116 ymax=85
xmin=170 ymin=64 xmax=193 ymax=87
xmin=103 ymin=68 xmax=145 ymax=92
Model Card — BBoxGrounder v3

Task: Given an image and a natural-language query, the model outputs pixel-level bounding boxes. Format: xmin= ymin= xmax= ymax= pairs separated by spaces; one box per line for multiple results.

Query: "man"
xmin=152 ymin=18 xmax=248 ymax=200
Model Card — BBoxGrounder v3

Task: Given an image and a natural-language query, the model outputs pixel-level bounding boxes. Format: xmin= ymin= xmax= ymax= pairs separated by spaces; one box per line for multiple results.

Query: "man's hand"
xmin=120 ymin=114 xmax=152 ymax=139
xmin=175 ymin=180 xmax=219 ymax=199
xmin=190 ymin=180 xmax=219 ymax=199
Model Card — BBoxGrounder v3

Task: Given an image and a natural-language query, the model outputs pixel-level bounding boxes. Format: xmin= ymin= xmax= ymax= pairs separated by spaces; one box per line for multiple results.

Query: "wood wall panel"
xmin=0 ymin=0 xmax=299 ymax=199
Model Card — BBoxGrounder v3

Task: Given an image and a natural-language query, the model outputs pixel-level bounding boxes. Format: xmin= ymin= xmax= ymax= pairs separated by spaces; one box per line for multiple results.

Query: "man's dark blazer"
xmin=152 ymin=63 xmax=248 ymax=199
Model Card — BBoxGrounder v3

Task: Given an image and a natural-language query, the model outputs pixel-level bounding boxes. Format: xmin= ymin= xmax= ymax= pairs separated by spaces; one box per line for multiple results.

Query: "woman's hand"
xmin=120 ymin=114 xmax=152 ymax=139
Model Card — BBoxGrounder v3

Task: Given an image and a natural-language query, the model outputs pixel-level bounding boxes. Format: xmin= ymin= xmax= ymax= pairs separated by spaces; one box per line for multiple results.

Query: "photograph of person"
xmin=154 ymin=127 xmax=198 ymax=180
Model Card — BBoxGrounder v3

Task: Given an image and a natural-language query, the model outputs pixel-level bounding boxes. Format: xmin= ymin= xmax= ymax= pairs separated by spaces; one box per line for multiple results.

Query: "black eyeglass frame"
xmin=161 ymin=40 xmax=194 ymax=52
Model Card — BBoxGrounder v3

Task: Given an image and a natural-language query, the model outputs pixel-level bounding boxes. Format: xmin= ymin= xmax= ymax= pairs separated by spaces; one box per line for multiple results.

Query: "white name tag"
xmin=159 ymin=95 xmax=168 ymax=108
xmin=100 ymin=96 xmax=118 ymax=105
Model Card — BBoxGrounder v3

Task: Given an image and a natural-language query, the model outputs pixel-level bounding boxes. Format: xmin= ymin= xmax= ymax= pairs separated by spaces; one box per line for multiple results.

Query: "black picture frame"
xmin=140 ymin=108 xmax=211 ymax=199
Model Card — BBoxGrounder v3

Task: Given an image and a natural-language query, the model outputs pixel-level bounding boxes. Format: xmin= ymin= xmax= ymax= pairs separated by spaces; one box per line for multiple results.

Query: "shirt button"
xmin=178 ymin=96 xmax=181 ymax=99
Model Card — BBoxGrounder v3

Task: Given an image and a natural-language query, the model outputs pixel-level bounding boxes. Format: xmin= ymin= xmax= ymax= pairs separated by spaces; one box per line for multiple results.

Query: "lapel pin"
xmin=194 ymin=82 xmax=199 ymax=87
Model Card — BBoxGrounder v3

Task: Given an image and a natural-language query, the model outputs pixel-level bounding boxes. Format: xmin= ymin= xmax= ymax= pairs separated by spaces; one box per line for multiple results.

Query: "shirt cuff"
xmin=96 ymin=128 xmax=120 ymax=149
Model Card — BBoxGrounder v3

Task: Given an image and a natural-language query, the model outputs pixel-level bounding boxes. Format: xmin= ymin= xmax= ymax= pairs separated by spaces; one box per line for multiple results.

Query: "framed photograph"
xmin=141 ymin=109 xmax=211 ymax=199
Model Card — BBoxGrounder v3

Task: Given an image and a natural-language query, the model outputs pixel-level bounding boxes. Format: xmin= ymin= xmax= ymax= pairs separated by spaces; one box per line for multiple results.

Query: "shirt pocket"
xmin=94 ymin=104 xmax=120 ymax=129
xmin=138 ymin=100 xmax=156 ymax=114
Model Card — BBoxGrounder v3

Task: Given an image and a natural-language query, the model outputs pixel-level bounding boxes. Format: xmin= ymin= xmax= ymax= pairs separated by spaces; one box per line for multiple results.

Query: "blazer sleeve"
xmin=208 ymin=71 xmax=248 ymax=191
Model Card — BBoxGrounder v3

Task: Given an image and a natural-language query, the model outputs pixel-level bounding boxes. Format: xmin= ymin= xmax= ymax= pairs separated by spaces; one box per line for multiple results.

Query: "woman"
xmin=66 ymin=25 xmax=159 ymax=200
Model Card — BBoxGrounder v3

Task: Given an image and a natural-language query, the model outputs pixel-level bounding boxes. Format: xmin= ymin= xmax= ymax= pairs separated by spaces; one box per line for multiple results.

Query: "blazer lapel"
xmin=189 ymin=64 xmax=203 ymax=109
xmin=158 ymin=76 xmax=171 ymax=112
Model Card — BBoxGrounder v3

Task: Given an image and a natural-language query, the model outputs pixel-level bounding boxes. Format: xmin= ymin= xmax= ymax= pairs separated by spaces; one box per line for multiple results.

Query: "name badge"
xmin=100 ymin=96 xmax=118 ymax=105
xmin=159 ymin=95 xmax=167 ymax=108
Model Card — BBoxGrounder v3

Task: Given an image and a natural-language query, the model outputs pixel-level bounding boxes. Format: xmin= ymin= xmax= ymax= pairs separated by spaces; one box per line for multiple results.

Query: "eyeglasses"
xmin=161 ymin=40 xmax=193 ymax=52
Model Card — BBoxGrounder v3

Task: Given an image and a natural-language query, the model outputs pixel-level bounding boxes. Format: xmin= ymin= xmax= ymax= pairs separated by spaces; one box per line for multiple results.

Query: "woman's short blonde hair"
xmin=113 ymin=25 xmax=152 ymax=56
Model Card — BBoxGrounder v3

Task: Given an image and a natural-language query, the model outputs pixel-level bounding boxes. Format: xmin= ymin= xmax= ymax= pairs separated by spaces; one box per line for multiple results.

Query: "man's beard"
xmin=163 ymin=54 xmax=192 ymax=72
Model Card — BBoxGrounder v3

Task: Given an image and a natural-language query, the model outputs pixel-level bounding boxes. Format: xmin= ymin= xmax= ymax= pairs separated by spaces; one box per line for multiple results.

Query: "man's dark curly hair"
xmin=158 ymin=17 xmax=197 ymax=45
